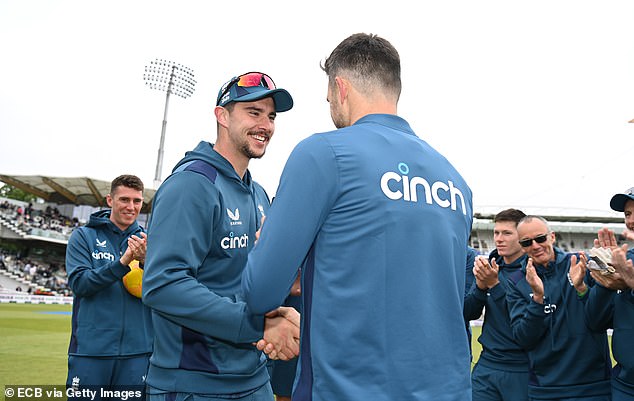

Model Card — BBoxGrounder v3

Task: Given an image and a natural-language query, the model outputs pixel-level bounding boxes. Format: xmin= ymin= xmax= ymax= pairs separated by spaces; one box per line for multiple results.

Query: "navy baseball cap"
xmin=216 ymin=72 xmax=293 ymax=112
xmin=610 ymin=187 xmax=634 ymax=212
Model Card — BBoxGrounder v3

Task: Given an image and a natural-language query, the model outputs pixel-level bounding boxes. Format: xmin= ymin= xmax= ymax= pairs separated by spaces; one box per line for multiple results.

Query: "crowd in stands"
xmin=0 ymin=250 xmax=71 ymax=296
xmin=0 ymin=200 xmax=80 ymax=238
xmin=0 ymin=200 xmax=87 ymax=296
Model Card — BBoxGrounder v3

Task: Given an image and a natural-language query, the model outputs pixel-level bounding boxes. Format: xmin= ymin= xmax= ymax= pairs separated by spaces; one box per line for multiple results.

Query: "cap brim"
xmin=232 ymin=88 xmax=293 ymax=112
xmin=610 ymin=193 xmax=634 ymax=212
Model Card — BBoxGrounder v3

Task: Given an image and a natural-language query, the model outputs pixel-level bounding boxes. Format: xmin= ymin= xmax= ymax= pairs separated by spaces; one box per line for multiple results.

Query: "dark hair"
xmin=494 ymin=208 xmax=526 ymax=226
xmin=110 ymin=174 xmax=144 ymax=194
xmin=321 ymin=33 xmax=401 ymax=99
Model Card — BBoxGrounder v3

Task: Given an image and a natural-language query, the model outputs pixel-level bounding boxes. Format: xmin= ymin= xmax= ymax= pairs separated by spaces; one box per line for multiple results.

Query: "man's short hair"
xmin=110 ymin=174 xmax=144 ymax=194
xmin=320 ymin=33 xmax=401 ymax=100
xmin=494 ymin=208 xmax=526 ymax=226
xmin=517 ymin=215 xmax=550 ymax=230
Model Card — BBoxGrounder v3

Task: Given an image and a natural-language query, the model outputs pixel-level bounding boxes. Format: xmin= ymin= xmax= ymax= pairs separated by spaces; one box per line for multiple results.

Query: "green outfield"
xmin=2 ymin=303 xmax=484 ymax=394
xmin=0 ymin=303 xmax=72 ymax=389
xmin=0 ymin=303 xmax=614 ymax=400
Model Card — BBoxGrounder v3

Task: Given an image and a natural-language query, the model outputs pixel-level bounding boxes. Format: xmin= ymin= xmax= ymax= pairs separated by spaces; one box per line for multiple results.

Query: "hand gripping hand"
xmin=258 ymin=307 xmax=300 ymax=361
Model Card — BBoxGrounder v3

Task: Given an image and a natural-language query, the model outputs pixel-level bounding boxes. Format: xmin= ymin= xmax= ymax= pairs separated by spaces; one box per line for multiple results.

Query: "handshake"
xmin=258 ymin=307 xmax=301 ymax=361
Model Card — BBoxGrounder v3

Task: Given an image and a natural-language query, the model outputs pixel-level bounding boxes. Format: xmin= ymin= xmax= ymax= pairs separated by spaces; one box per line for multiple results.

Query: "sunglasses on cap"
xmin=519 ymin=233 xmax=549 ymax=248
xmin=217 ymin=72 xmax=276 ymax=105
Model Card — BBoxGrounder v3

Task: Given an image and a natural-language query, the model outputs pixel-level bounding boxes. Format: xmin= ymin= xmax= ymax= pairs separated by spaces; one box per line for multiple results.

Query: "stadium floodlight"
xmin=144 ymin=59 xmax=196 ymax=188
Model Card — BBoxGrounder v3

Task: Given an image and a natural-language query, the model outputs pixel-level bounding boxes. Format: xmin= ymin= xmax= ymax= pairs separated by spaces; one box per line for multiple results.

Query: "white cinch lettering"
xmin=380 ymin=163 xmax=467 ymax=215
xmin=221 ymin=233 xmax=249 ymax=250
xmin=91 ymin=250 xmax=115 ymax=261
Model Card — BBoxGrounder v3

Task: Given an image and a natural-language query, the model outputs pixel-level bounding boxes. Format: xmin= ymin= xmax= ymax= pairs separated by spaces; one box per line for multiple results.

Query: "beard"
xmin=240 ymin=142 xmax=266 ymax=160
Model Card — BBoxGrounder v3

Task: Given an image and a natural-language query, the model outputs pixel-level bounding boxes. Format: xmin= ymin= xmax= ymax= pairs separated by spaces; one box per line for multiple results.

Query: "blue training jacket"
xmin=506 ymin=247 xmax=611 ymax=399
xmin=142 ymin=141 xmax=270 ymax=395
xmin=464 ymin=250 xmax=529 ymax=371
xmin=585 ymin=248 xmax=634 ymax=396
xmin=65 ymin=209 xmax=153 ymax=357
xmin=242 ymin=114 xmax=474 ymax=401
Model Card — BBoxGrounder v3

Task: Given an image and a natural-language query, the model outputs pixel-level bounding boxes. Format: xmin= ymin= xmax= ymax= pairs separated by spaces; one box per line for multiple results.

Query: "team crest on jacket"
xmin=227 ymin=208 xmax=242 ymax=226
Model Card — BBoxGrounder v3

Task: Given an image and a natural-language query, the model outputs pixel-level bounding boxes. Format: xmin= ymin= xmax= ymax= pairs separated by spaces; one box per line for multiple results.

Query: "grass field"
xmin=0 ymin=303 xmax=72 ymax=389
xmin=0 ymin=303 xmax=485 ymax=387
xmin=0 ymin=303 xmax=613 ymax=400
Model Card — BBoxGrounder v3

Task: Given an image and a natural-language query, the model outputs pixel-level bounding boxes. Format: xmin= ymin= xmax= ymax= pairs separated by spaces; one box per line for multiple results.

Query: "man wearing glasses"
xmin=142 ymin=72 xmax=300 ymax=401
xmin=506 ymin=215 xmax=612 ymax=401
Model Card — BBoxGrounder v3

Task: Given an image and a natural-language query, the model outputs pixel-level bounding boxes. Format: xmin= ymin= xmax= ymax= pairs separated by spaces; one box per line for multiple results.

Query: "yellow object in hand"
xmin=122 ymin=259 xmax=143 ymax=298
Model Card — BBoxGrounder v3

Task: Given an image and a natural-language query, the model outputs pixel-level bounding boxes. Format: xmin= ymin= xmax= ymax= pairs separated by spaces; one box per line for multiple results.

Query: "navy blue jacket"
xmin=66 ymin=210 xmax=153 ymax=356
xmin=143 ymin=141 xmax=270 ymax=395
xmin=506 ymin=247 xmax=611 ymax=399
xmin=464 ymin=250 xmax=529 ymax=371
xmin=585 ymin=248 xmax=634 ymax=395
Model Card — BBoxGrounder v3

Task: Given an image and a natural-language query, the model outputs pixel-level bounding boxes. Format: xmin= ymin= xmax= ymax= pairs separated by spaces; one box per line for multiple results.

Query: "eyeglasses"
xmin=519 ymin=233 xmax=549 ymax=248
xmin=217 ymin=72 xmax=276 ymax=105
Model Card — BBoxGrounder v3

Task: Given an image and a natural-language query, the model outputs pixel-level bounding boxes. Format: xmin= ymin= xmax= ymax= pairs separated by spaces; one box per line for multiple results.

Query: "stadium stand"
xmin=0 ymin=174 xmax=631 ymax=300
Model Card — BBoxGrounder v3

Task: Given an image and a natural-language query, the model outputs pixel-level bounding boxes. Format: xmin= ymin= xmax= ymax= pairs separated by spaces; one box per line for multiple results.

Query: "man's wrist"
xmin=574 ymin=284 xmax=588 ymax=296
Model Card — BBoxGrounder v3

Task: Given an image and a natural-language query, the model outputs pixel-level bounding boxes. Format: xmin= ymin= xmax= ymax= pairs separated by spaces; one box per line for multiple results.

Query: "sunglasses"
xmin=217 ymin=72 xmax=276 ymax=105
xmin=519 ymin=233 xmax=549 ymax=248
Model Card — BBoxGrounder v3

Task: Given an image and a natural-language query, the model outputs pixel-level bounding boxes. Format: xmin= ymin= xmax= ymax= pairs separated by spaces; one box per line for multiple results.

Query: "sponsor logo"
xmin=380 ymin=162 xmax=467 ymax=215
xmin=221 ymin=232 xmax=249 ymax=249
xmin=227 ymin=208 xmax=242 ymax=226
xmin=96 ymin=238 xmax=107 ymax=248
xmin=530 ymin=292 xmax=557 ymax=314
xmin=92 ymin=250 xmax=115 ymax=261
xmin=543 ymin=303 xmax=557 ymax=314
xmin=258 ymin=204 xmax=265 ymax=218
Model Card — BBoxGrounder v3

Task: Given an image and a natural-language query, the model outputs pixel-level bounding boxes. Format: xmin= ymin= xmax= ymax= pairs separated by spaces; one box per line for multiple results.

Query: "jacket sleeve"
xmin=506 ymin=276 xmax=549 ymax=350
xmin=142 ymin=171 xmax=263 ymax=344
xmin=463 ymin=283 xmax=487 ymax=321
xmin=242 ymin=136 xmax=338 ymax=314
xmin=584 ymin=283 xmax=615 ymax=331
xmin=65 ymin=229 xmax=130 ymax=297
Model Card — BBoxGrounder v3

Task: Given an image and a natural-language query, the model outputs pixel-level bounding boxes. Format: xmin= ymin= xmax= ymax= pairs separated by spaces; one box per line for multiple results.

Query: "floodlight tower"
xmin=144 ymin=59 xmax=196 ymax=188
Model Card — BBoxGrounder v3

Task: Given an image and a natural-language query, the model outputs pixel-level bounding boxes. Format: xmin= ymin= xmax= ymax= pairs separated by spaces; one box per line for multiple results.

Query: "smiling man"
xmin=142 ymin=72 xmax=300 ymax=401
xmin=65 ymin=174 xmax=152 ymax=399
xmin=585 ymin=188 xmax=634 ymax=400
xmin=506 ymin=215 xmax=612 ymax=401
xmin=464 ymin=208 xmax=529 ymax=401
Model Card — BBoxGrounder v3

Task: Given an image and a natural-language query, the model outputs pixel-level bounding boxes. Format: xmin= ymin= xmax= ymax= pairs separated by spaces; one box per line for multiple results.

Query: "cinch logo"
xmin=221 ymin=232 xmax=249 ymax=249
xmin=543 ymin=303 xmax=557 ymax=314
xmin=92 ymin=250 xmax=115 ymax=261
xmin=380 ymin=162 xmax=467 ymax=215
xmin=227 ymin=208 xmax=242 ymax=226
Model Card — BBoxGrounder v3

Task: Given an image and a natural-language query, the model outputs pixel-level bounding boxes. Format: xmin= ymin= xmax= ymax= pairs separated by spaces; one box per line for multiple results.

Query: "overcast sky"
xmin=0 ymin=1 xmax=632 ymax=218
